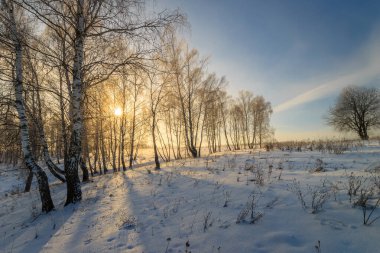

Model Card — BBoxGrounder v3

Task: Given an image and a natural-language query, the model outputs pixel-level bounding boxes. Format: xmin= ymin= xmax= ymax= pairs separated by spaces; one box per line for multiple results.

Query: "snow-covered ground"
xmin=1 ymin=143 xmax=380 ymax=253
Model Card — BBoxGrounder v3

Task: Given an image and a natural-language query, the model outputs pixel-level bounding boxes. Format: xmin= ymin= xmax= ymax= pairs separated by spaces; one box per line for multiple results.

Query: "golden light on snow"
xmin=114 ymin=107 xmax=122 ymax=116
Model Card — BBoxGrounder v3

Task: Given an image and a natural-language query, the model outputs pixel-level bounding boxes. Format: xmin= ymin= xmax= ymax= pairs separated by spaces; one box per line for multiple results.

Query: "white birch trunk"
xmin=2 ymin=0 xmax=54 ymax=212
xmin=65 ymin=0 xmax=84 ymax=205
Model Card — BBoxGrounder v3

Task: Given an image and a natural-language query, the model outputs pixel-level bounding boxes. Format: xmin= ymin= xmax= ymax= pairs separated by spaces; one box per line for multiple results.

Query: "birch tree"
xmin=167 ymin=37 xmax=211 ymax=158
xmin=21 ymin=0 xmax=183 ymax=205
xmin=252 ymin=95 xmax=272 ymax=148
xmin=24 ymin=52 xmax=66 ymax=182
xmin=146 ymin=58 xmax=170 ymax=169
xmin=0 ymin=0 xmax=54 ymax=212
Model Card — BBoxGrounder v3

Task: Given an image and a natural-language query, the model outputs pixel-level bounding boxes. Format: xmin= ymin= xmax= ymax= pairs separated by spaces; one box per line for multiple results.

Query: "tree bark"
xmin=3 ymin=0 xmax=54 ymax=212
xmin=65 ymin=0 xmax=85 ymax=205
xmin=152 ymin=114 xmax=160 ymax=170
xmin=33 ymin=78 xmax=66 ymax=182
xmin=129 ymin=85 xmax=137 ymax=168
xmin=24 ymin=169 xmax=33 ymax=192
xmin=26 ymin=101 xmax=66 ymax=183
xmin=59 ymin=70 xmax=69 ymax=168
xmin=80 ymin=156 xmax=89 ymax=182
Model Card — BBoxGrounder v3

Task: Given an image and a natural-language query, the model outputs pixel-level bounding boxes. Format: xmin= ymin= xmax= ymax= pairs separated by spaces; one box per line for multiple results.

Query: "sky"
xmin=153 ymin=0 xmax=380 ymax=141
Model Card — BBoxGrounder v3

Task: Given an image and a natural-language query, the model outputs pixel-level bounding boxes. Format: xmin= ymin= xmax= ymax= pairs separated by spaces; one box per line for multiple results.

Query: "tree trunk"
xmin=25 ymin=101 xmax=65 ymax=184
xmin=33 ymin=81 xmax=66 ymax=182
xmin=16 ymin=55 xmax=54 ymax=210
xmin=4 ymin=0 xmax=55 ymax=212
xmin=83 ymin=130 xmax=93 ymax=178
xmin=44 ymin=151 xmax=66 ymax=182
xmin=99 ymin=117 xmax=108 ymax=173
xmin=129 ymin=98 xmax=136 ymax=168
xmin=28 ymin=106 xmax=66 ymax=183
xmin=59 ymin=70 xmax=69 ymax=168
xmin=152 ymin=114 xmax=160 ymax=170
xmin=65 ymin=0 xmax=85 ymax=205
xmin=24 ymin=169 xmax=33 ymax=192
xmin=111 ymin=117 xmax=117 ymax=172
xmin=80 ymin=157 xmax=89 ymax=182
xmin=120 ymin=118 xmax=126 ymax=171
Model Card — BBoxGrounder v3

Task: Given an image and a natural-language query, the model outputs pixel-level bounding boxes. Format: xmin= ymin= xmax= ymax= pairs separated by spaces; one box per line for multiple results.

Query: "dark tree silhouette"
xmin=327 ymin=86 xmax=380 ymax=140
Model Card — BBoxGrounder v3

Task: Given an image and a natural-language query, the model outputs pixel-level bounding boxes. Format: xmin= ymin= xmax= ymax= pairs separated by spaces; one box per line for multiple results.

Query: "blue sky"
xmin=154 ymin=0 xmax=380 ymax=140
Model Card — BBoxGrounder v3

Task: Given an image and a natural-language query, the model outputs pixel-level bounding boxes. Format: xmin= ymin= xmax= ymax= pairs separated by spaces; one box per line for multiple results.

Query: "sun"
xmin=114 ymin=107 xmax=122 ymax=116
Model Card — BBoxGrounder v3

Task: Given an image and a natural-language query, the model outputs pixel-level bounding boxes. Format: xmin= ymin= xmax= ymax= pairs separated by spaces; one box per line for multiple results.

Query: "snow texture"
xmin=1 ymin=142 xmax=380 ymax=252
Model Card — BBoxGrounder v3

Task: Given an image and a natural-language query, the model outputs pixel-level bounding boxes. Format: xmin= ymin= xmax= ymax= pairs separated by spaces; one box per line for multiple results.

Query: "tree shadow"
xmin=115 ymin=153 xmax=279 ymax=253
xmin=0 ymin=176 xmax=113 ymax=253
xmin=0 ymin=151 xmax=283 ymax=253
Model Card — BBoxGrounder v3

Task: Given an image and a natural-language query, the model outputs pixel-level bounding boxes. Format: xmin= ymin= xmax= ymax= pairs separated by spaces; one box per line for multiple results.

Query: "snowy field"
xmin=1 ymin=142 xmax=380 ymax=253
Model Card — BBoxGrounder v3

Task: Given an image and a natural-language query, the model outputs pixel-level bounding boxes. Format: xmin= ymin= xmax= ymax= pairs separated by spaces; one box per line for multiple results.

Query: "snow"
xmin=1 ymin=143 xmax=380 ymax=253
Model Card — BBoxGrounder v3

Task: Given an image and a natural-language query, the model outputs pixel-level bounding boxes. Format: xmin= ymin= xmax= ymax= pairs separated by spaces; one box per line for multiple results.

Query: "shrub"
xmin=236 ymin=192 xmax=263 ymax=224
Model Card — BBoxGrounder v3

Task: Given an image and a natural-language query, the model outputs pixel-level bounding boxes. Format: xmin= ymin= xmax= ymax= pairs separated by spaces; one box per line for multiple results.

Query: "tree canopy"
xmin=327 ymin=86 xmax=380 ymax=140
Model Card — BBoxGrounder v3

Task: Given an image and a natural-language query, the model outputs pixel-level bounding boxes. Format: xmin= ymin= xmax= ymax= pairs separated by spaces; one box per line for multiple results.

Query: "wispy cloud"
xmin=273 ymin=29 xmax=380 ymax=113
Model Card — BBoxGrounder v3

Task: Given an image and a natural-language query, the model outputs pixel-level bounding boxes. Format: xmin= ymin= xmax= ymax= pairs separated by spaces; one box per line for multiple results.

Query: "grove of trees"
xmin=0 ymin=0 xmax=273 ymax=212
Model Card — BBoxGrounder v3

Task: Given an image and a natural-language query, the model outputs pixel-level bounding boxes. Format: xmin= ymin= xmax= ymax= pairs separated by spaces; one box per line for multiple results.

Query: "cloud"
xmin=273 ymin=66 xmax=379 ymax=113
xmin=273 ymin=28 xmax=380 ymax=113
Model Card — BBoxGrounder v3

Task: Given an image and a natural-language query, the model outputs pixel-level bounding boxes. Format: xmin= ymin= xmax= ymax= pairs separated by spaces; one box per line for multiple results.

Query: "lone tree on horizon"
xmin=327 ymin=86 xmax=380 ymax=140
